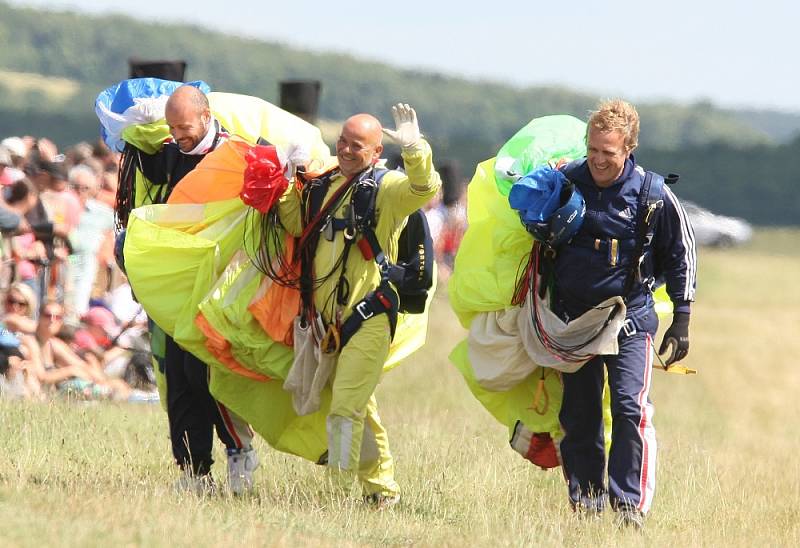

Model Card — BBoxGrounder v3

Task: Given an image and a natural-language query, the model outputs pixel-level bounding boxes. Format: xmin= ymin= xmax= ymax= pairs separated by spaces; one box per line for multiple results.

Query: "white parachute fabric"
xmin=95 ymin=96 xmax=170 ymax=151
xmin=468 ymin=288 xmax=626 ymax=390
xmin=283 ymin=315 xmax=337 ymax=417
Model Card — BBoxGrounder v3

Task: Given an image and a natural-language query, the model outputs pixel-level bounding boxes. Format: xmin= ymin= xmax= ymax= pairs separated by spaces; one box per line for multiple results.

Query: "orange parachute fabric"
xmin=194 ymin=314 xmax=271 ymax=382
xmin=166 ymin=138 xmax=251 ymax=204
xmin=248 ymin=234 xmax=300 ymax=346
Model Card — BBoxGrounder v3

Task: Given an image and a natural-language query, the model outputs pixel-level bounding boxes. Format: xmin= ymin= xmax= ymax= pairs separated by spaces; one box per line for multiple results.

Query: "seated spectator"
xmin=3 ymin=282 xmax=38 ymax=334
xmin=74 ymin=306 xmax=125 ymax=378
xmin=32 ymin=300 xmax=131 ymax=399
xmin=0 ymin=325 xmax=41 ymax=399
xmin=82 ymin=306 xmax=120 ymax=349
xmin=109 ymin=278 xmax=146 ymax=326
xmin=75 ymin=305 xmax=157 ymax=399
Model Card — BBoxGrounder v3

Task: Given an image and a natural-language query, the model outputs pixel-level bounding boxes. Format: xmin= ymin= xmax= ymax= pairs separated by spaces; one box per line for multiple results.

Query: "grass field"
xmin=2 ymin=228 xmax=799 ymax=547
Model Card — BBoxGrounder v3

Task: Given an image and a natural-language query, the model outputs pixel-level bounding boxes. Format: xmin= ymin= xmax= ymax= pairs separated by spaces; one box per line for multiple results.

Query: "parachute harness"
xmin=115 ymin=144 xmax=174 ymax=229
xmin=245 ymin=167 xmax=388 ymax=352
xmin=518 ymin=241 xmax=620 ymax=364
xmin=115 ymin=143 xmax=144 ymax=229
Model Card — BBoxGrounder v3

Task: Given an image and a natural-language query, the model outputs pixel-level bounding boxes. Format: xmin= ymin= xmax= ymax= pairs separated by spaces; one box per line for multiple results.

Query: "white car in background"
xmin=682 ymin=201 xmax=753 ymax=247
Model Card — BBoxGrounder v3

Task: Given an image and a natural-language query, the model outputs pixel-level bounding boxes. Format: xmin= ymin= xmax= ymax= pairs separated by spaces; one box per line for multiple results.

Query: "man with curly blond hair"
xmin=554 ymin=99 xmax=696 ymax=528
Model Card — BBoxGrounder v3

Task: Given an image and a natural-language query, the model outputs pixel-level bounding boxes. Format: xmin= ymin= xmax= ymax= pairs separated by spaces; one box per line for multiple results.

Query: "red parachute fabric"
xmin=240 ymin=145 xmax=288 ymax=213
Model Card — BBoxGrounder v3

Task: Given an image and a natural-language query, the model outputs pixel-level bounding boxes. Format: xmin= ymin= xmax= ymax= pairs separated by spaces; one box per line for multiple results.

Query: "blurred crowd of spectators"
xmin=0 ymin=136 xmax=156 ymax=401
xmin=0 ymin=136 xmax=469 ymax=401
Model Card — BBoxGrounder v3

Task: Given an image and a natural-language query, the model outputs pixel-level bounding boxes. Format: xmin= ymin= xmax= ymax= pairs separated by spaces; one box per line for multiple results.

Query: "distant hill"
xmin=727 ymin=108 xmax=800 ymax=143
xmin=0 ymin=3 xmax=782 ymax=152
xmin=0 ymin=1 xmax=798 ymax=225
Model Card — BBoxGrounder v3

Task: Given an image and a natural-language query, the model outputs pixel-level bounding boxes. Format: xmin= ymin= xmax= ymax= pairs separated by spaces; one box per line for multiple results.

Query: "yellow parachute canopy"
xmin=123 ymin=94 xmax=433 ymax=461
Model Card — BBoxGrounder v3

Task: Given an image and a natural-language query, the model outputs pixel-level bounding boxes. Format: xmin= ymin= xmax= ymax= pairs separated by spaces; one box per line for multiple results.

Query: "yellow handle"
xmin=529 ymin=371 xmax=550 ymax=415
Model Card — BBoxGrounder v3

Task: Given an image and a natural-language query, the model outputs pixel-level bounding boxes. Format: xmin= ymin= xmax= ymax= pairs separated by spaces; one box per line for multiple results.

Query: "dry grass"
xmin=2 ymin=228 xmax=799 ymax=546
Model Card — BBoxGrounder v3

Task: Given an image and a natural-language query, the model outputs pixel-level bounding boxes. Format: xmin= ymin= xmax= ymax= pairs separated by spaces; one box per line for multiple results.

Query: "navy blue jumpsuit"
xmin=556 ymin=157 xmax=696 ymax=514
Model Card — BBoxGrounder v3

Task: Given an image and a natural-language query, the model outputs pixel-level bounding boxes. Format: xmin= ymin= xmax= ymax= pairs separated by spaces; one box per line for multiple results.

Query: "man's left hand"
xmin=382 ymin=103 xmax=421 ymax=150
xmin=659 ymin=312 xmax=690 ymax=366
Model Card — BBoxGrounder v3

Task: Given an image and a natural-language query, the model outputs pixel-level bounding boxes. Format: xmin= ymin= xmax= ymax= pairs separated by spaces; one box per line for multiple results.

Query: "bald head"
xmin=343 ymin=114 xmax=383 ymax=144
xmin=165 ymin=86 xmax=212 ymax=152
xmin=336 ymin=113 xmax=384 ymax=178
xmin=166 ymin=85 xmax=209 ymax=115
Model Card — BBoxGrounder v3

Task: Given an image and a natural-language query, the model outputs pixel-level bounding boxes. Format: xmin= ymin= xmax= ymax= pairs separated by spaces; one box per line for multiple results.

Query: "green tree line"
xmin=0 ymin=1 xmax=797 ymax=225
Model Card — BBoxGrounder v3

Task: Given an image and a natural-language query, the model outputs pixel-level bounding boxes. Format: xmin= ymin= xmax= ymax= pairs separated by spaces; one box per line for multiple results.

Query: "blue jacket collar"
xmin=574 ymin=154 xmax=636 ymax=189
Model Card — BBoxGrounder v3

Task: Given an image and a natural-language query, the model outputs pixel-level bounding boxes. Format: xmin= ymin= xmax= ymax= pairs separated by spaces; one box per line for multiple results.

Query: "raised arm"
xmin=379 ymin=104 xmax=442 ymax=222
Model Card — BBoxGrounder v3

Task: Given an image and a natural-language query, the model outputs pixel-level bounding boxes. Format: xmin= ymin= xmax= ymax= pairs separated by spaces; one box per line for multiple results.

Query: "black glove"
xmin=659 ymin=312 xmax=690 ymax=366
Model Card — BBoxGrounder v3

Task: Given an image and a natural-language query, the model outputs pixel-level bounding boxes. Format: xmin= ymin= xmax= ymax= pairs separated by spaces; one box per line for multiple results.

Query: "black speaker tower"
xmin=279 ymin=80 xmax=322 ymax=123
xmin=129 ymin=59 xmax=188 ymax=81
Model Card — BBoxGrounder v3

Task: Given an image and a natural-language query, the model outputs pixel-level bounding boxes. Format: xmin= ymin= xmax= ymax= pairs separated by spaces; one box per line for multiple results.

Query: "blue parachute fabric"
xmin=508 ymin=165 xmax=566 ymax=224
xmin=95 ymin=78 xmax=211 ymax=151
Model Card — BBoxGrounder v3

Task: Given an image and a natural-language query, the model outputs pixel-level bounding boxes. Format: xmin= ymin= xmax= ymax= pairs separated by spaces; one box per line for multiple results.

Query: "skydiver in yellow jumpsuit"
xmin=277 ymin=104 xmax=440 ymax=507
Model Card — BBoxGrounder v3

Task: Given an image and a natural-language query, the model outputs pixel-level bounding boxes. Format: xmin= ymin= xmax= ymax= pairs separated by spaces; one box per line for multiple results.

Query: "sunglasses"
xmin=42 ymin=311 xmax=63 ymax=321
xmin=5 ymin=297 xmax=28 ymax=307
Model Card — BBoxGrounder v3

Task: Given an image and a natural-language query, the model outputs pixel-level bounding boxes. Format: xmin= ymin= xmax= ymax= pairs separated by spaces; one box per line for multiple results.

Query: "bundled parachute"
xmin=449 ymin=115 xmax=675 ymax=467
xmin=448 ymin=115 xmax=590 ymax=466
xmin=449 ymin=115 xmax=588 ymax=327
xmin=101 ymin=79 xmax=434 ymax=462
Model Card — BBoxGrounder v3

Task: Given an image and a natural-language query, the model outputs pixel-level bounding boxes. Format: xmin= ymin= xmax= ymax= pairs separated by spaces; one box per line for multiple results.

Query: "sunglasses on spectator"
xmin=5 ymin=297 xmax=28 ymax=307
xmin=42 ymin=311 xmax=63 ymax=321
xmin=70 ymin=184 xmax=92 ymax=192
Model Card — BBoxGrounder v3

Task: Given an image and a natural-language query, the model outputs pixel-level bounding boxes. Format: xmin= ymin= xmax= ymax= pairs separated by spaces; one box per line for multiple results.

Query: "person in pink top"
xmin=39 ymin=162 xmax=81 ymax=232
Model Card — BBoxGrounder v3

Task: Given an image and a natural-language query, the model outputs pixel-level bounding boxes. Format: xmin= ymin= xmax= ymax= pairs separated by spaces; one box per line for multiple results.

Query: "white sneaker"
xmin=227 ymin=448 xmax=259 ymax=495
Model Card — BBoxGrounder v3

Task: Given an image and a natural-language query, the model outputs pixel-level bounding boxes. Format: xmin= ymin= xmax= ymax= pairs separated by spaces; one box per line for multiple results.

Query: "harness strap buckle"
xmin=355 ymin=300 xmax=374 ymax=321
xmin=622 ymin=318 xmax=636 ymax=337
xmin=322 ymin=217 xmax=334 ymax=241
xmin=644 ymin=200 xmax=663 ymax=225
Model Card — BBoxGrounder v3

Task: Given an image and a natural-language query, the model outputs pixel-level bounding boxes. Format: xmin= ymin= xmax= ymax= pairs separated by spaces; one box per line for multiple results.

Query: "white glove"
xmin=277 ymin=142 xmax=311 ymax=179
xmin=382 ymin=103 xmax=422 ymax=150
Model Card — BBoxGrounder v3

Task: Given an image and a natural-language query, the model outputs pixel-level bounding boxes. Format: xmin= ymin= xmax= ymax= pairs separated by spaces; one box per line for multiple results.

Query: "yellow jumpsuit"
xmin=278 ymin=140 xmax=440 ymax=497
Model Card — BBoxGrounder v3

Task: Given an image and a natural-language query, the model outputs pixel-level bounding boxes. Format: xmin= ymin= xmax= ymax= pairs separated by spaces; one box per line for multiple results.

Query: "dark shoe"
xmin=574 ymin=502 xmax=603 ymax=521
xmin=363 ymin=492 xmax=400 ymax=510
xmin=617 ymin=508 xmax=645 ymax=530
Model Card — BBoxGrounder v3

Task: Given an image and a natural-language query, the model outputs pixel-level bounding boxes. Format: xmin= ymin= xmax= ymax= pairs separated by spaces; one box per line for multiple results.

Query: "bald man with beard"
xmin=277 ymin=104 xmax=441 ymax=508
xmin=131 ymin=85 xmax=259 ymax=495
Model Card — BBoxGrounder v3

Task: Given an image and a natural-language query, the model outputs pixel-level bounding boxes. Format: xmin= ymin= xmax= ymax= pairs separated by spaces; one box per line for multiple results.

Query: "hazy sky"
xmin=10 ymin=0 xmax=800 ymax=112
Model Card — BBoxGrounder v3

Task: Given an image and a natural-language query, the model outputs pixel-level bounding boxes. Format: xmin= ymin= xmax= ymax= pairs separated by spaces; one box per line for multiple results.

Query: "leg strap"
xmin=340 ymin=284 xmax=398 ymax=348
